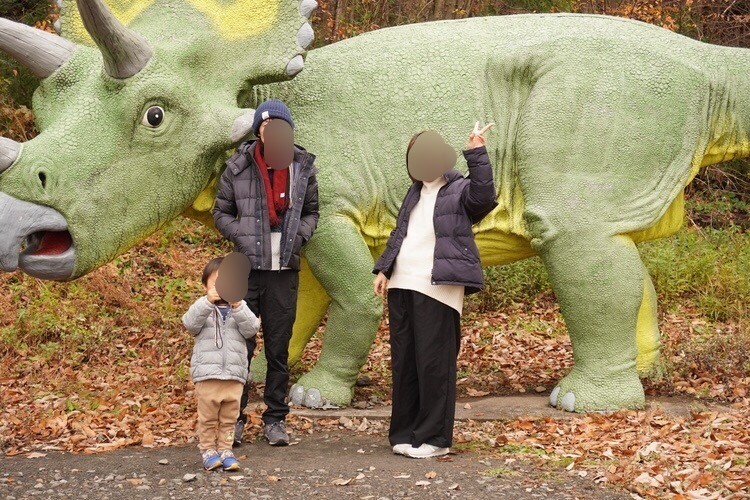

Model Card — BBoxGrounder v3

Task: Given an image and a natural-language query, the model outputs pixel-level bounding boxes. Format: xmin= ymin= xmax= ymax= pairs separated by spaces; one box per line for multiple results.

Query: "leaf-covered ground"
xmin=0 ymin=218 xmax=748 ymax=499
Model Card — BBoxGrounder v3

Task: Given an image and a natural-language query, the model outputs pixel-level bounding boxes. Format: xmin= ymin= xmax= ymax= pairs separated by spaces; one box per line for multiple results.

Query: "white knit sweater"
xmin=388 ymin=176 xmax=465 ymax=314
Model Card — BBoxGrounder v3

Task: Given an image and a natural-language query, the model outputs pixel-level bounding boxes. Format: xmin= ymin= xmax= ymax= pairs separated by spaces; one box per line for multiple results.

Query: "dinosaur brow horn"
xmin=76 ymin=0 xmax=153 ymax=79
xmin=0 ymin=137 xmax=21 ymax=174
xmin=0 ymin=17 xmax=77 ymax=78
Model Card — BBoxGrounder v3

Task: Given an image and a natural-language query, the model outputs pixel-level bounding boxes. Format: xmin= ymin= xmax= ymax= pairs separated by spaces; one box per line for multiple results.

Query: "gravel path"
xmin=0 ymin=431 xmax=626 ymax=499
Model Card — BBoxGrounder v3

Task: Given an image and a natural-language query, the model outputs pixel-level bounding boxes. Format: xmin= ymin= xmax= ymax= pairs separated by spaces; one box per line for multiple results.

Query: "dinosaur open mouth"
xmin=0 ymin=192 xmax=76 ymax=280
xmin=22 ymin=230 xmax=74 ymax=256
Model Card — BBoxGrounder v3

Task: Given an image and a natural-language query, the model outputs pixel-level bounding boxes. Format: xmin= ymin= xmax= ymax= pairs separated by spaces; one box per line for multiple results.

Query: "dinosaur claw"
xmin=289 ymin=384 xmax=305 ymax=406
xmin=549 ymin=386 xmax=561 ymax=407
xmin=561 ymin=392 xmax=576 ymax=412
xmin=303 ymin=388 xmax=323 ymax=409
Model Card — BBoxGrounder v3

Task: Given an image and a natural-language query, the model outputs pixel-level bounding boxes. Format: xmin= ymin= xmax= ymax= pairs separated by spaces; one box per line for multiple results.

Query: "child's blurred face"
xmin=205 ymin=270 xmax=219 ymax=292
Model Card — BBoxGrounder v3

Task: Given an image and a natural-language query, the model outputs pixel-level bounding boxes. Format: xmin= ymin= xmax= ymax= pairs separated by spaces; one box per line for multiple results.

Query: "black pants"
xmin=238 ymin=269 xmax=299 ymax=425
xmin=387 ymin=288 xmax=461 ymax=449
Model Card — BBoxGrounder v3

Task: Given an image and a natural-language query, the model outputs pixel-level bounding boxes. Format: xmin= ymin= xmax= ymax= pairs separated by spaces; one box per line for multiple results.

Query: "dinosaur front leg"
xmin=249 ymin=258 xmax=331 ymax=382
xmin=288 ymin=216 xmax=382 ymax=408
xmin=530 ymin=219 xmax=647 ymax=412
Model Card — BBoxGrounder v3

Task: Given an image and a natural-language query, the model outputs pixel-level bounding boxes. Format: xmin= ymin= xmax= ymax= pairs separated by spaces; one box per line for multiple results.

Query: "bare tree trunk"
xmin=433 ymin=0 xmax=446 ymax=20
xmin=333 ymin=0 xmax=346 ymax=38
xmin=447 ymin=0 xmax=457 ymax=18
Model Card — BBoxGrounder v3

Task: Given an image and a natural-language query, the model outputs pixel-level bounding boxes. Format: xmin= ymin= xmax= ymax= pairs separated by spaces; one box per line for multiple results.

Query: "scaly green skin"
xmin=252 ymin=15 xmax=750 ymax=411
xmin=1 ymin=4 xmax=748 ymax=412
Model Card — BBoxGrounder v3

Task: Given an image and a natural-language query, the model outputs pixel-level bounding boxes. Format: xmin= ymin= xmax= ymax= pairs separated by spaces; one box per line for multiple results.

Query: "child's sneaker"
xmin=202 ymin=449 xmax=222 ymax=471
xmin=220 ymin=450 xmax=240 ymax=471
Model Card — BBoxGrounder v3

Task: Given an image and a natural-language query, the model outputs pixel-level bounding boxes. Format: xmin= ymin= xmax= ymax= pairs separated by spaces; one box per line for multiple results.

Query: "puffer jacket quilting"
xmin=373 ymin=146 xmax=498 ymax=295
xmin=213 ymin=140 xmax=319 ymax=270
xmin=182 ymin=296 xmax=260 ymax=384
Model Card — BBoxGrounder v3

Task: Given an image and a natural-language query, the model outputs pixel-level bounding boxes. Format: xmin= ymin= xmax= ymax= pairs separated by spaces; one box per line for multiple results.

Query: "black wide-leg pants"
xmin=238 ymin=269 xmax=299 ymax=425
xmin=387 ymin=288 xmax=461 ymax=449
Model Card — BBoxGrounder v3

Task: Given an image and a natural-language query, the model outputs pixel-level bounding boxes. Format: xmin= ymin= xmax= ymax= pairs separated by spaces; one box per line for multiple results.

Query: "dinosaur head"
xmin=0 ymin=0 xmax=316 ymax=280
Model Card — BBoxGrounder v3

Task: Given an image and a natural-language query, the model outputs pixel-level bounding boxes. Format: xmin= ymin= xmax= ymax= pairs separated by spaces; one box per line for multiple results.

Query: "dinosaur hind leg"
xmin=528 ymin=214 xmax=647 ymax=412
xmin=512 ymin=57 xmax=706 ymax=411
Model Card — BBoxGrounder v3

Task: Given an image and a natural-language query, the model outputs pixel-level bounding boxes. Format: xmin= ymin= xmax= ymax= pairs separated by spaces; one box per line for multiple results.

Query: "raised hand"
xmin=466 ymin=121 xmax=495 ymax=149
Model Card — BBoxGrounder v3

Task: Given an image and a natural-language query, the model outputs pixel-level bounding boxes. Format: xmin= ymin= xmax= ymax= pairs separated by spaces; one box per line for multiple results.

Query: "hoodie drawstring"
xmin=213 ymin=309 xmax=224 ymax=349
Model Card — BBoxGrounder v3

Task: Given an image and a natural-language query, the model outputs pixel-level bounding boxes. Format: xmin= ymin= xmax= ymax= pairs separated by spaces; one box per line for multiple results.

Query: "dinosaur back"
xmin=256 ymin=14 xmax=721 ymax=245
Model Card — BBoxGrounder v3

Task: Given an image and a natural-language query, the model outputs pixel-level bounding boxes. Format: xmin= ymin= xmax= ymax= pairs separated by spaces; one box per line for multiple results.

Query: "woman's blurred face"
xmin=407 ymin=130 xmax=457 ymax=182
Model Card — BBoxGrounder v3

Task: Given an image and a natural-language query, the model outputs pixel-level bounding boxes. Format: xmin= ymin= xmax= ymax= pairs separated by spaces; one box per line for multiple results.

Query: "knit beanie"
xmin=252 ymin=99 xmax=295 ymax=137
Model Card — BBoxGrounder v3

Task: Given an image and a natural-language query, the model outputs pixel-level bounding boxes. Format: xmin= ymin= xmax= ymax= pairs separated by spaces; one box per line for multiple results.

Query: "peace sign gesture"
xmin=466 ymin=121 xmax=495 ymax=149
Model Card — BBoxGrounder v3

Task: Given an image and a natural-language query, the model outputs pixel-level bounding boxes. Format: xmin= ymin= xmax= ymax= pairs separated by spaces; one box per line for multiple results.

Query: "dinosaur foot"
xmin=289 ymin=367 xmax=355 ymax=409
xmin=549 ymin=367 xmax=645 ymax=413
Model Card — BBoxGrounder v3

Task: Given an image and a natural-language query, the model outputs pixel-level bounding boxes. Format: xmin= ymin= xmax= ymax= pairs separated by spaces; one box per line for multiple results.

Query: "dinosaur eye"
xmin=142 ymin=106 xmax=165 ymax=128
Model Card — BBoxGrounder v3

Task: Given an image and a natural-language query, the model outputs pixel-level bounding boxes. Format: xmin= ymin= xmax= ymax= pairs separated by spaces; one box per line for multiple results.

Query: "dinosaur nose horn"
xmin=0 ymin=17 xmax=77 ymax=78
xmin=0 ymin=137 xmax=21 ymax=173
xmin=76 ymin=0 xmax=153 ymax=79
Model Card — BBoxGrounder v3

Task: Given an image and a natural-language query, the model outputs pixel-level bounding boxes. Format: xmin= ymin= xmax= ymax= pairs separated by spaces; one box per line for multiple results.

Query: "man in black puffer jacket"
xmin=213 ymin=100 xmax=319 ymax=447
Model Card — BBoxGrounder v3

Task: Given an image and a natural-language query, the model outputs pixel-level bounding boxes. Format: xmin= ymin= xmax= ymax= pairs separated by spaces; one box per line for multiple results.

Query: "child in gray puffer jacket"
xmin=182 ymin=257 xmax=260 ymax=472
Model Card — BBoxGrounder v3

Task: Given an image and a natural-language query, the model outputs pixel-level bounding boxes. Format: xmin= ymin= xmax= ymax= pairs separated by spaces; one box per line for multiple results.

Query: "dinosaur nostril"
xmin=38 ymin=171 xmax=47 ymax=189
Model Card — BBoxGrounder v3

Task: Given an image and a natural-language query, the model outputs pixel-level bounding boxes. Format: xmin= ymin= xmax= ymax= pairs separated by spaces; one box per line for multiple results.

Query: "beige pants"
xmin=195 ymin=379 xmax=244 ymax=452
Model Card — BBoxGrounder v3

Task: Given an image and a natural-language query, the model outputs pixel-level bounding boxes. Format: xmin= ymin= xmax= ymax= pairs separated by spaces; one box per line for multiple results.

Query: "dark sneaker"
xmin=233 ymin=419 xmax=244 ymax=447
xmin=264 ymin=421 xmax=289 ymax=446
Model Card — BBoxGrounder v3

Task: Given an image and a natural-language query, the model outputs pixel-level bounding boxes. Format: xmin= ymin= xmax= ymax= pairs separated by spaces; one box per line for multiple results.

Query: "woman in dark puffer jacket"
xmin=373 ymin=122 xmax=497 ymax=459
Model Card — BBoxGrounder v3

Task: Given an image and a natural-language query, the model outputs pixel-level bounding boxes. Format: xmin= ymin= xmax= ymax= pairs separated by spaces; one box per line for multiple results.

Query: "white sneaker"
xmin=403 ymin=443 xmax=450 ymax=459
xmin=392 ymin=443 xmax=410 ymax=455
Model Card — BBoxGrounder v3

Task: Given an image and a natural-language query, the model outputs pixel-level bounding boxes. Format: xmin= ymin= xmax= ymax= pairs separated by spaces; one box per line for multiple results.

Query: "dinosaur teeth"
xmin=286 ymin=55 xmax=305 ymax=77
xmin=297 ymin=22 xmax=314 ymax=49
xmin=299 ymin=0 xmax=318 ymax=19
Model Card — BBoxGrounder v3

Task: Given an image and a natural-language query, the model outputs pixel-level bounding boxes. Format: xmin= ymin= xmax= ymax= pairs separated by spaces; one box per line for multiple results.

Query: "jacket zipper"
xmin=281 ymin=154 xmax=310 ymax=267
xmin=430 ymin=178 xmax=451 ymax=285
xmin=280 ymin=161 xmax=299 ymax=268
xmin=251 ymin=148 xmax=310 ymax=269
xmin=251 ymin=151 xmax=269 ymax=269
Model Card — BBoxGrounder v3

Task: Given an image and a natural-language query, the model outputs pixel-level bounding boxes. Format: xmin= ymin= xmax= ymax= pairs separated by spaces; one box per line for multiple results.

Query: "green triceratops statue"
xmin=0 ymin=1 xmax=747 ymax=412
